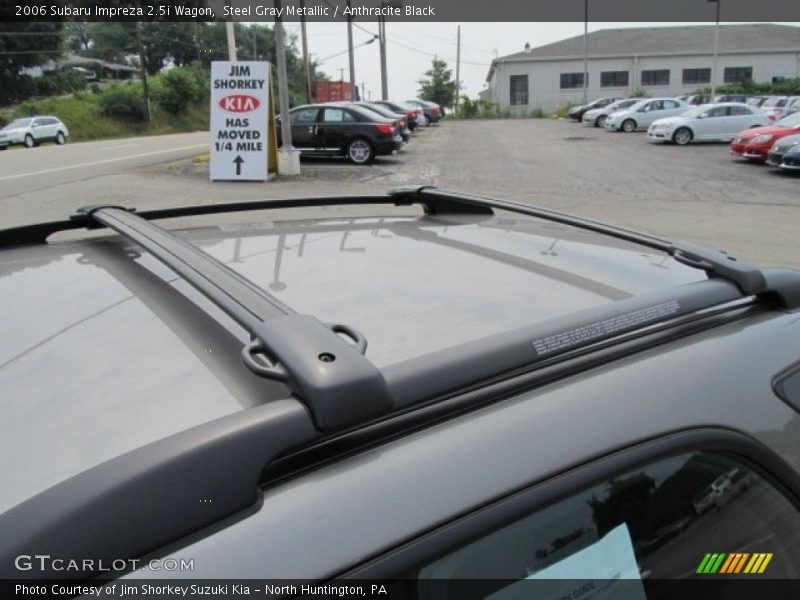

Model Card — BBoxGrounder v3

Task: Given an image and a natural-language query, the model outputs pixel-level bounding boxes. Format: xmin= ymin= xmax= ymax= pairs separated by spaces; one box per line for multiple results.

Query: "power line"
xmin=390 ymin=23 xmax=495 ymax=55
xmin=386 ymin=38 xmax=490 ymax=67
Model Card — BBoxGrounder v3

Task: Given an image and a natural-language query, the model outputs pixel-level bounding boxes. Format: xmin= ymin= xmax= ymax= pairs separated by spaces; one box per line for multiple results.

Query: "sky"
xmin=280 ymin=21 xmax=799 ymax=101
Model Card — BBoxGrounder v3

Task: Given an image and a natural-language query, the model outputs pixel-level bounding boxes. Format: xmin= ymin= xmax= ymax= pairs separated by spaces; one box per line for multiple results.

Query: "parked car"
xmin=344 ymin=101 xmax=411 ymax=143
xmin=582 ymin=98 xmax=637 ymax=128
xmin=766 ymin=133 xmax=800 ymax=168
xmin=0 ymin=115 xmax=69 ymax=149
xmin=714 ymin=95 xmax=749 ymax=104
xmin=568 ymin=97 xmax=618 ymax=122
xmin=406 ymin=99 xmax=443 ymax=125
xmin=747 ymin=96 xmax=770 ymax=108
xmin=761 ymin=96 xmax=794 ymax=122
xmin=730 ymin=110 xmax=800 ymax=162
xmin=277 ymin=103 xmax=401 ymax=164
xmin=370 ymin=100 xmax=421 ymax=130
xmin=686 ymin=94 xmax=713 ymax=106
xmin=605 ymin=98 xmax=689 ymax=132
xmin=647 ymin=102 xmax=769 ymax=145
xmin=2 ymin=187 xmax=800 ymax=587
xmin=777 ymin=141 xmax=800 ymax=172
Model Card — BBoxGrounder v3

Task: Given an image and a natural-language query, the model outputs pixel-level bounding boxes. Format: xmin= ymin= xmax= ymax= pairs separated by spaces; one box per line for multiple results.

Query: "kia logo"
xmin=219 ymin=95 xmax=260 ymax=112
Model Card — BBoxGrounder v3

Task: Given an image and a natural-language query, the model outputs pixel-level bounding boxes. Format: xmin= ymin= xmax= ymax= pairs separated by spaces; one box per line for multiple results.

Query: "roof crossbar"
xmin=76 ymin=205 xmax=394 ymax=431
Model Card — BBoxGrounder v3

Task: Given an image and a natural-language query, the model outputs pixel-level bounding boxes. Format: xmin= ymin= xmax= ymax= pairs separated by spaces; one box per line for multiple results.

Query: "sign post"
xmin=210 ymin=61 xmax=270 ymax=181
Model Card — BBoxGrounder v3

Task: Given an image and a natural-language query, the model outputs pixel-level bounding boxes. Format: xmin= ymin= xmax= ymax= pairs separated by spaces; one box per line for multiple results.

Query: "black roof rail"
xmin=75 ymin=205 xmax=394 ymax=432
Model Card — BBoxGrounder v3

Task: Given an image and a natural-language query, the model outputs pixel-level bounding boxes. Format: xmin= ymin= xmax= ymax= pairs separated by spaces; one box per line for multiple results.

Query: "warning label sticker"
xmin=531 ymin=299 xmax=681 ymax=356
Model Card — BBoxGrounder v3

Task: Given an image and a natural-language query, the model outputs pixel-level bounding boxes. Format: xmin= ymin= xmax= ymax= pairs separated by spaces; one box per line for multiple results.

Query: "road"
xmin=0 ymin=131 xmax=208 ymax=222
xmin=1 ymin=121 xmax=798 ymax=269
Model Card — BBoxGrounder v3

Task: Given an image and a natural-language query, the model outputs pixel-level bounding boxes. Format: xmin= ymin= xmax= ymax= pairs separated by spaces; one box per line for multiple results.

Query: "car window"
xmin=663 ymin=100 xmax=679 ymax=109
xmin=395 ymin=452 xmax=800 ymax=598
xmin=729 ymin=106 xmax=751 ymax=116
xmin=290 ymin=108 xmax=319 ymax=124
xmin=706 ymin=107 xmax=727 ymax=118
xmin=323 ymin=108 xmax=346 ymax=123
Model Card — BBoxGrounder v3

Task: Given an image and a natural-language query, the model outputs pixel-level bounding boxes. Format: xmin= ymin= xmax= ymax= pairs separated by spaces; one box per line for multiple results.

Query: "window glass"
xmin=663 ymin=100 xmax=679 ymax=109
xmin=724 ymin=67 xmax=753 ymax=84
xmin=403 ymin=452 xmax=800 ymax=599
xmin=642 ymin=69 xmax=670 ymax=86
xmin=707 ymin=107 xmax=727 ymax=118
xmin=560 ymin=73 xmax=585 ymax=89
xmin=509 ymin=75 xmax=528 ymax=106
xmin=729 ymin=105 xmax=751 ymax=116
xmin=601 ymin=71 xmax=628 ymax=88
xmin=342 ymin=110 xmax=358 ymax=122
xmin=682 ymin=68 xmax=711 ymax=85
xmin=290 ymin=108 xmax=319 ymax=124
xmin=323 ymin=108 xmax=345 ymax=123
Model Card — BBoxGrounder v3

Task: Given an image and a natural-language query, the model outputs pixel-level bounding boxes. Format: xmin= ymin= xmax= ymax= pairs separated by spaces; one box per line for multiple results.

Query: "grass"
xmin=2 ymin=92 xmax=209 ymax=143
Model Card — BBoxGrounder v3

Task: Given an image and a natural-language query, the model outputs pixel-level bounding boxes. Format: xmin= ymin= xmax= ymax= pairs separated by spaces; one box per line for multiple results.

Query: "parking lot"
xmin=1 ymin=118 xmax=798 ymax=269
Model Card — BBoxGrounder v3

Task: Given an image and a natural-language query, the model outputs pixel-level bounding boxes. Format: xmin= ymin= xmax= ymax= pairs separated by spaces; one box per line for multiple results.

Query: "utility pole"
xmin=347 ymin=0 xmax=356 ymax=100
xmin=454 ymin=25 xmax=461 ymax=117
xmin=300 ymin=0 xmax=312 ymax=103
xmin=252 ymin=27 xmax=257 ymax=59
xmin=582 ymin=0 xmax=588 ymax=104
xmin=135 ymin=21 xmax=151 ymax=125
xmin=709 ymin=0 xmax=721 ymax=97
xmin=274 ymin=0 xmax=300 ymax=174
xmin=379 ymin=14 xmax=388 ymax=99
xmin=225 ymin=21 xmax=237 ymax=60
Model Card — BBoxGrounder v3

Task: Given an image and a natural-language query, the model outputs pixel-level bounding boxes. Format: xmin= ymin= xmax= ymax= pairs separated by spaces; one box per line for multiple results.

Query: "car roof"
xmin=1 ymin=187 xmax=799 ymax=577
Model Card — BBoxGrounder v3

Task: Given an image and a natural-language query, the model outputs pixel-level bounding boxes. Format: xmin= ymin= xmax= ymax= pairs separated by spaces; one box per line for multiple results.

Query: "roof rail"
xmin=75 ymin=205 xmax=394 ymax=431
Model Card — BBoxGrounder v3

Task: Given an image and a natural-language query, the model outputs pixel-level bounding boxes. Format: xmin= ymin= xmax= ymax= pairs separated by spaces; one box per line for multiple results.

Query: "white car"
xmin=0 ymin=115 xmax=69 ymax=149
xmin=604 ymin=98 xmax=688 ymax=132
xmin=582 ymin=98 xmax=638 ymax=128
xmin=647 ymin=103 xmax=770 ymax=145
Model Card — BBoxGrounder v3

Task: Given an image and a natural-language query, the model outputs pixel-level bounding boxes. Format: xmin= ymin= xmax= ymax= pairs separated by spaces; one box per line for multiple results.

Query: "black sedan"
xmin=278 ymin=104 xmax=402 ymax=164
xmin=346 ymin=101 xmax=412 ymax=143
xmin=568 ymin=97 xmax=618 ymax=121
xmin=406 ymin=99 xmax=443 ymax=125
xmin=370 ymin=100 xmax=420 ymax=130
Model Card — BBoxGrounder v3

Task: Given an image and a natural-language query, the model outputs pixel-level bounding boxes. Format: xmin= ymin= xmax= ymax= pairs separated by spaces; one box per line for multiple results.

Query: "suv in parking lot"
xmin=2 ymin=187 xmax=800 ymax=595
xmin=0 ymin=115 xmax=69 ymax=149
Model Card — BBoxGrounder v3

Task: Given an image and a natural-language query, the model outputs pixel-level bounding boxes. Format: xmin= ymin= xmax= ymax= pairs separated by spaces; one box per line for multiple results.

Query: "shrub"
xmin=552 ymin=102 xmax=580 ymax=119
xmin=90 ymin=83 xmax=102 ymax=95
xmin=630 ymin=89 xmax=651 ymax=98
xmin=529 ymin=108 xmax=546 ymax=118
xmin=99 ymin=84 xmax=146 ymax=121
xmin=154 ymin=68 xmax=202 ymax=114
xmin=34 ymin=70 xmax=87 ymax=97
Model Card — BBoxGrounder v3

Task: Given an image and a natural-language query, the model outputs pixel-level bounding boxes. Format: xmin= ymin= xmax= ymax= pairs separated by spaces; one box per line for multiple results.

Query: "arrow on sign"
xmin=233 ymin=155 xmax=244 ymax=176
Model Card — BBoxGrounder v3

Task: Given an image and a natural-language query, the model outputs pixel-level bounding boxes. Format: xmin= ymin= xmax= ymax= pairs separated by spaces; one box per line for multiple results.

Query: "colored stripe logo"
xmin=697 ymin=553 xmax=773 ymax=574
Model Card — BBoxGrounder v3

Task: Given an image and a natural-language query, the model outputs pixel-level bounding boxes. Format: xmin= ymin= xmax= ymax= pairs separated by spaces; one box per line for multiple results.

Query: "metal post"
xmin=275 ymin=0 xmax=300 ymax=174
xmin=135 ymin=21 xmax=151 ymax=125
xmin=347 ymin=0 xmax=356 ymax=101
xmin=379 ymin=16 xmax=388 ymax=100
xmin=225 ymin=21 xmax=237 ymax=61
xmin=582 ymin=0 xmax=588 ymax=104
xmin=455 ymin=25 xmax=461 ymax=117
xmin=711 ymin=0 xmax=721 ymax=97
xmin=299 ymin=0 xmax=312 ymax=104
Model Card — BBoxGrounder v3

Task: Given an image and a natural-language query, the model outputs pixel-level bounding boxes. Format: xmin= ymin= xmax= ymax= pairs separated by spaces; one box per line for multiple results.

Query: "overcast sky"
xmin=280 ymin=21 xmax=798 ymax=101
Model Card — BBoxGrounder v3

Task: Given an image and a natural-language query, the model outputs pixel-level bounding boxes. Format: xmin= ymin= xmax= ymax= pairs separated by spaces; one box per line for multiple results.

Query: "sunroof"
xmin=188 ymin=214 xmax=705 ymax=368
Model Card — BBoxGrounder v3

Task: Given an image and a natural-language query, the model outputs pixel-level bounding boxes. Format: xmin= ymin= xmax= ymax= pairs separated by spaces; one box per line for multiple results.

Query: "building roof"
xmin=57 ymin=53 xmax=139 ymax=73
xmin=503 ymin=24 xmax=799 ymax=62
xmin=487 ymin=23 xmax=800 ymax=81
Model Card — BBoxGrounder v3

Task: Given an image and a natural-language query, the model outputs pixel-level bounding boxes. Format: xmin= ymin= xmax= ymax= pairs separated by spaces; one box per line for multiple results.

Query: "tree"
xmin=0 ymin=23 xmax=64 ymax=105
xmin=417 ymin=58 xmax=457 ymax=108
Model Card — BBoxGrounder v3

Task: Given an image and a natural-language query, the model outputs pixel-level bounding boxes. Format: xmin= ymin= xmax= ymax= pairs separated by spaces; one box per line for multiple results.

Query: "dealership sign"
xmin=210 ymin=61 xmax=269 ymax=181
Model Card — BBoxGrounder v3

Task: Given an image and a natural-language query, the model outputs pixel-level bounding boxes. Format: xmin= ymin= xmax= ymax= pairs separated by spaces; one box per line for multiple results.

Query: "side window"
xmin=397 ymin=452 xmax=800 ymax=597
xmin=342 ymin=110 xmax=358 ymax=123
xmin=707 ymin=107 xmax=727 ymax=118
xmin=290 ymin=108 xmax=319 ymax=124
xmin=323 ymin=108 xmax=345 ymax=123
xmin=729 ymin=105 xmax=751 ymax=116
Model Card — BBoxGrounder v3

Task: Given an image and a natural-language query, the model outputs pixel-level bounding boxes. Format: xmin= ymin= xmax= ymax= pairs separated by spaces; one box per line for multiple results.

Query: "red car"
xmin=730 ymin=111 xmax=800 ymax=161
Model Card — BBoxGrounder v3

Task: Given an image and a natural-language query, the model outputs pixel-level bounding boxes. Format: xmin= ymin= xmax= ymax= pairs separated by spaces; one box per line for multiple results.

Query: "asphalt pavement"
xmin=1 ymin=121 xmax=798 ymax=269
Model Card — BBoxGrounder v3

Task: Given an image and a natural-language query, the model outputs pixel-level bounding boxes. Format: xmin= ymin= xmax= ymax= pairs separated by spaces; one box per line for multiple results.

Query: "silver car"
xmin=582 ymin=98 xmax=638 ymax=128
xmin=605 ymin=98 xmax=689 ymax=132
xmin=2 ymin=187 xmax=800 ymax=589
xmin=0 ymin=115 xmax=69 ymax=149
xmin=647 ymin=103 xmax=770 ymax=145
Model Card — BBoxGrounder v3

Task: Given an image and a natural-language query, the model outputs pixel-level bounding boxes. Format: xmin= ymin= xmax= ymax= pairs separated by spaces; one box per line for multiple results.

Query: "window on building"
xmin=509 ymin=75 xmax=529 ymax=105
xmin=560 ymin=72 xmax=585 ymax=89
xmin=682 ymin=68 xmax=711 ymax=85
xmin=642 ymin=69 xmax=670 ymax=86
xmin=600 ymin=71 xmax=629 ymax=88
xmin=724 ymin=67 xmax=753 ymax=84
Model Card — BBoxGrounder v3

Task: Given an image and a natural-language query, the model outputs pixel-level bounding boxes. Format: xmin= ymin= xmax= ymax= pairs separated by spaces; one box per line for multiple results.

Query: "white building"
xmin=484 ymin=24 xmax=800 ymax=114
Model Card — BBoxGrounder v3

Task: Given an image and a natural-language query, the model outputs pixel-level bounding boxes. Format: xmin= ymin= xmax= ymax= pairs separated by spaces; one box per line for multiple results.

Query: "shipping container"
xmin=316 ymin=81 xmax=355 ymax=103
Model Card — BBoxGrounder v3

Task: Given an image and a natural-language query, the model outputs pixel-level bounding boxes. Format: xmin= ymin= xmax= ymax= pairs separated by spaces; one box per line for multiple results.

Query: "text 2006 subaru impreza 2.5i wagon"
xmin=1 ymin=186 xmax=800 ymax=598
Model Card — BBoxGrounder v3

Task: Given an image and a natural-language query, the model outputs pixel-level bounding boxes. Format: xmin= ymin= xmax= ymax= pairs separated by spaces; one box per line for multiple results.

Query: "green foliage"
xmin=529 ymin=108 xmax=546 ymax=118
xmin=693 ymin=78 xmax=800 ymax=96
xmin=0 ymin=22 xmax=64 ymax=105
xmin=630 ymin=89 xmax=651 ymax=98
xmin=99 ymin=83 xmax=147 ymax=121
xmin=418 ymin=59 xmax=457 ymax=109
xmin=152 ymin=68 xmax=202 ymax=114
xmin=34 ymin=70 xmax=87 ymax=97
xmin=458 ymin=96 xmax=505 ymax=119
